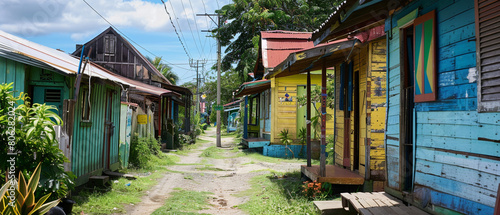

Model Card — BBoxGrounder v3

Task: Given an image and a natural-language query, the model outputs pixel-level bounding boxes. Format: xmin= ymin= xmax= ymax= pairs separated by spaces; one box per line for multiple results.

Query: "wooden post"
xmin=243 ymin=96 xmax=248 ymax=139
xmin=320 ymin=61 xmax=327 ymax=177
xmin=307 ymin=70 xmax=312 ymax=167
xmin=158 ymin=96 xmax=162 ymax=138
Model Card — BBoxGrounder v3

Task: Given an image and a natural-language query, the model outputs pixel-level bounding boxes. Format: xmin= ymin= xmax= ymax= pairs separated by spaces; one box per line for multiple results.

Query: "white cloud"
xmin=0 ymin=0 xmax=218 ymax=40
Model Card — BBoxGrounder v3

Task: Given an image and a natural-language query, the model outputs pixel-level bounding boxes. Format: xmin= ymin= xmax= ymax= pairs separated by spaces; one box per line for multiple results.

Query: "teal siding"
xmin=385 ymin=0 xmax=500 ymax=214
xmin=72 ymin=82 xmax=121 ymax=185
xmin=0 ymin=56 xmax=26 ymax=99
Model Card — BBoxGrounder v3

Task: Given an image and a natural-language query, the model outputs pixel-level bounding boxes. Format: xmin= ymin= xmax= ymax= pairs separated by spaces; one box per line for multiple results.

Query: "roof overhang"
xmin=266 ymin=39 xmax=359 ymax=79
xmin=312 ymin=0 xmax=392 ymax=45
xmin=235 ymin=80 xmax=271 ymax=97
xmin=159 ymin=82 xmax=193 ymax=96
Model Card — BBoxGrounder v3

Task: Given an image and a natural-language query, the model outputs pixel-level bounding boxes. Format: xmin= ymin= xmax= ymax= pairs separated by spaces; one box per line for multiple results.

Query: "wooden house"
xmin=223 ymin=99 xmax=242 ymax=133
xmin=314 ymin=0 xmax=500 ymax=214
xmin=243 ymin=31 xmax=336 ymax=155
xmin=267 ymin=1 xmax=390 ymax=187
xmin=381 ymin=0 xmax=499 ymax=214
xmin=72 ymin=27 xmax=192 ymax=148
xmin=0 ymin=30 xmax=133 ymax=185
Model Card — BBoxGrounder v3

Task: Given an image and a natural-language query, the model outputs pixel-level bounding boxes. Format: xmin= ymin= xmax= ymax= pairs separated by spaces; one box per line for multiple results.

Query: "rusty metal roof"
xmin=260 ymin=31 xmax=314 ymax=70
xmin=0 ymin=30 xmax=130 ymax=86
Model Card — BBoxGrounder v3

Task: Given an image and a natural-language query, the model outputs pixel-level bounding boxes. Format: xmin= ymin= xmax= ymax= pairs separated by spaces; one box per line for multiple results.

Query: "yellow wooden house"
xmin=268 ymin=3 xmax=388 ymax=185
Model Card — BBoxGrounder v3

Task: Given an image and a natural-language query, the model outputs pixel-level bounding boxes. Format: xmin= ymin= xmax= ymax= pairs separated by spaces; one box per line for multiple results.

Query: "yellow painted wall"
xmin=270 ymin=73 xmax=335 ymax=144
xmin=334 ymin=38 xmax=387 ymax=180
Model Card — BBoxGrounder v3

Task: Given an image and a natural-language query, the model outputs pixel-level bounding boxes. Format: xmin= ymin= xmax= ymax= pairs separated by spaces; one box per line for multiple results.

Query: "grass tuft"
xmin=152 ymin=189 xmax=213 ymax=215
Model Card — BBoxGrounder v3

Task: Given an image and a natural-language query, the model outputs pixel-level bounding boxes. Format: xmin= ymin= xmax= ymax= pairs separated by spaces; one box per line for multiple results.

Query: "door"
xmin=400 ymin=26 xmax=414 ymax=192
xmin=103 ymin=90 xmax=115 ymax=170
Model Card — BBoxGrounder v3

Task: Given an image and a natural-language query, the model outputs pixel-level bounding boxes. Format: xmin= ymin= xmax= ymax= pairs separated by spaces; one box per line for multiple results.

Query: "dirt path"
xmin=125 ymin=127 xmax=305 ymax=215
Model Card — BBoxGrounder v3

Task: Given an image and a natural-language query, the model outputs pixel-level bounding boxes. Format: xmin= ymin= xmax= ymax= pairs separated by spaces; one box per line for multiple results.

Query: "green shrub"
xmin=130 ymin=135 xmax=160 ymax=168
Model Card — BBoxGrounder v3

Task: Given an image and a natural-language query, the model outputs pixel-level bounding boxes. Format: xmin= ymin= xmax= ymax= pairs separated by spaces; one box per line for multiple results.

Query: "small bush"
xmin=129 ymin=135 xmax=160 ymax=168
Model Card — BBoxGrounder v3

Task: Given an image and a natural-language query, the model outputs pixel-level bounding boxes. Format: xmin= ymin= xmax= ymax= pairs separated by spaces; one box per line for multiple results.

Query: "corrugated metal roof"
xmin=0 ymin=30 xmax=129 ymax=85
xmin=261 ymin=31 xmax=314 ymax=69
xmin=261 ymin=30 xmax=312 ymax=39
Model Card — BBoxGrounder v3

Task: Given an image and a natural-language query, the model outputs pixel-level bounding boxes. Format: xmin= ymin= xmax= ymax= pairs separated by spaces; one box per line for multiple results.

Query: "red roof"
xmin=260 ymin=31 xmax=313 ymax=69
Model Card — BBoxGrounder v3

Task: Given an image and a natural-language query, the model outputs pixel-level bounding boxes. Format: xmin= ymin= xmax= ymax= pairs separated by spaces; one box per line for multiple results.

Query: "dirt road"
xmin=124 ymin=127 xmax=305 ymax=215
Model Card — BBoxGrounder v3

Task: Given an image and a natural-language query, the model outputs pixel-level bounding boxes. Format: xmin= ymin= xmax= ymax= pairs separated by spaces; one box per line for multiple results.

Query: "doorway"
xmin=103 ymin=90 xmax=115 ymax=170
xmin=400 ymin=26 xmax=414 ymax=192
xmin=353 ymin=71 xmax=360 ymax=171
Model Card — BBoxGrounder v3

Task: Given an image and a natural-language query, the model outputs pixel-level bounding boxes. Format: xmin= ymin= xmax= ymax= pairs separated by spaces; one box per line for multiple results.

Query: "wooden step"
xmin=88 ymin=175 xmax=109 ymax=187
xmin=314 ymin=200 xmax=354 ymax=215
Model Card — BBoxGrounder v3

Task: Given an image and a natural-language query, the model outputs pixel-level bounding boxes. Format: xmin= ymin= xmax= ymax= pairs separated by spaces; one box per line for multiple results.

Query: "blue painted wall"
xmin=263 ymin=144 xmax=308 ymax=159
xmin=385 ymin=0 xmax=499 ymax=214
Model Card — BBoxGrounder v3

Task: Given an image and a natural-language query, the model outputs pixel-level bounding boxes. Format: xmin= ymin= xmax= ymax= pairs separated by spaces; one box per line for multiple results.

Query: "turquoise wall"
xmin=385 ymin=0 xmax=498 ymax=214
xmin=0 ymin=56 xmax=25 ymax=99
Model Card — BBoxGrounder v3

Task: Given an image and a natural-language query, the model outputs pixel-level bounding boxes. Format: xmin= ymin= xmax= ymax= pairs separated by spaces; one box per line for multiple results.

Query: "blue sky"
xmin=0 ymin=0 xmax=231 ymax=84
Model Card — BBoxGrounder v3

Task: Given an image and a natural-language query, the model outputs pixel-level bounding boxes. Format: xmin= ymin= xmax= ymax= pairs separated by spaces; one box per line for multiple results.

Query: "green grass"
xmin=72 ymin=152 xmax=178 ymax=214
xmin=171 ymin=138 xmax=208 ymax=155
xmin=235 ymin=171 xmax=320 ymax=215
xmin=200 ymin=146 xmax=226 ymax=158
xmin=152 ymin=189 xmax=213 ymax=215
xmin=184 ymin=175 xmax=193 ymax=180
xmin=195 ymin=166 xmax=227 ymax=171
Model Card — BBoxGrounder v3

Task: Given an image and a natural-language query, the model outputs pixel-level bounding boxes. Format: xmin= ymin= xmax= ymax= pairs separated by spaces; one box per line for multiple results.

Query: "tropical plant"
xmin=297 ymin=128 xmax=307 ymax=158
xmin=278 ymin=129 xmax=294 ymax=159
xmin=148 ymin=56 xmax=179 ymax=85
xmin=129 ymin=134 xmax=161 ymax=168
xmin=0 ymin=163 xmax=60 ymax=215
xmin=0 ymin=83 xmax=74 ymax=202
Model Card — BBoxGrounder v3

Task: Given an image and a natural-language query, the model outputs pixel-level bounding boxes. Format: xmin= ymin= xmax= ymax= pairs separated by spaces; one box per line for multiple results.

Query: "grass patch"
xmin=152 ymin=189 xmax=213 ymax=215
xmin=195 ymin=166 xmax=227 ymax=171
xmin=72 ymin=152 xmax=178 ymax=214
xmin=172 ymin=138 xmax=207 ymax=156
xmin=184 ymin=175 xmax=193 ymax=180
xmin=200 ymin=146 xmax=225 ymax=158
xmin=237 ymin=151 xmax=321 ymax=165
xmin=236 ymin=171 xmax=320 ymax=215
xmin=73 ymin=171 xmax=166 ymax=214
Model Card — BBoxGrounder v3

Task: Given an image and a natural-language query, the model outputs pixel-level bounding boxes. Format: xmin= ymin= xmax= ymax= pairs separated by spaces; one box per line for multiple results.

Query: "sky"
xmin=0 ymin=0 xmax=231 ymax=85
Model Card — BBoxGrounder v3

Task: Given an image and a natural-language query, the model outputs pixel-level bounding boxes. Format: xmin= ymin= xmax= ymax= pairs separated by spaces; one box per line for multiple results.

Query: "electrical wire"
xmin=188 ymin=0 xmax=207 ymax=59
xmin=167 ymin=0 xmax=191 ymax=59
xmin=159 ymin=0 xmax=192 ymax=60
xmin=179 ymin=0 xmax=202 ymax=57
xmin=82 ymin=0 xmax=190 ymax=71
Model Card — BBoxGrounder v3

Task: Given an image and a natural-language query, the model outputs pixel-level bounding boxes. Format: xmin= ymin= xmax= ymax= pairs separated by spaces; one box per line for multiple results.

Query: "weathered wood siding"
xmin=334 ymin=39 xmax=387 ymax=180
xmin=72 ymin=83 xmax=121 ymax=185
xmin=270 ymin=73 xmax=334 ymax=143
xmin=385 ymin=0 xmax=499 ymax=214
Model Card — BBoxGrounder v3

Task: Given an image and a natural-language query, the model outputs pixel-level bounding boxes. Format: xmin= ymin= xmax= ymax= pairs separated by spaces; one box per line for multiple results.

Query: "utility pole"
xmin=190 ymin=59 xmax=206 ymax=115
xmin=198 ymin=13 xmax=222 ymax=147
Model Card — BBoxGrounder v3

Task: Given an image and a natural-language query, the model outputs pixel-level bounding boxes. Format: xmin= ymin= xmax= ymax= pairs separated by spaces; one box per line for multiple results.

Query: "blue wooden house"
xmin=312 ymin=0 xmax=500 ymax=214
xmin=223 ymin=99 xmax=242 ymax=133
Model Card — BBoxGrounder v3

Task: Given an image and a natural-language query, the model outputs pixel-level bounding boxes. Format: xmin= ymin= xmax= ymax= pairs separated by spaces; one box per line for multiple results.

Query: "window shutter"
xmin=339 ymin=62 xmax=346 ymax=110
xmin=347 ymin=61 xmax=354 ymax=111
xmin=475 ymin=0 xmax=500 ymax=112
xmin=413 ymin=10 xmax=437 ymax=102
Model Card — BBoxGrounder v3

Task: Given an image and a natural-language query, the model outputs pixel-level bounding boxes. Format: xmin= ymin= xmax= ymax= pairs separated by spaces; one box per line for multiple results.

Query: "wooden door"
xmin=353 ymin=71 xmax=360 ymax=170
xmin=400 ymin=26 xmax=415 ymax=192
xmin=103 ymin=90 xmax=114 ymax=170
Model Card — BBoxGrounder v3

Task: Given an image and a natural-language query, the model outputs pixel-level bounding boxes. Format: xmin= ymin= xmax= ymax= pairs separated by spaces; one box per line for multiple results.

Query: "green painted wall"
xmin=72 ymin=82 xmax=121 ymax=185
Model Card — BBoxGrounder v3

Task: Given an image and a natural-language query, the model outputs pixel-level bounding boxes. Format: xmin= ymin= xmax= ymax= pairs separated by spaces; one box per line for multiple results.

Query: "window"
xmin=265 ymin=90 xmax=270 ymax=119
xmin=82 ymin=89 xmax=91 ymax=121
xmin=104 ymin=35 xmax=116 ymax=55
xmin=475 ymin=1 xmax=500 ymax=112
xmin=44 ymin=89 xmax=61 ymax=103
xmin=413 ymin=10 xmax=437 ymax=102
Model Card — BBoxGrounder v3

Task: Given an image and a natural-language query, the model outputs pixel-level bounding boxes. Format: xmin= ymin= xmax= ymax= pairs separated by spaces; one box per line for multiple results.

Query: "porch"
xmin=301 ymin=165 xmax=364 ymax=185
xmin=242 ymin=138 xmax=270 ymax=148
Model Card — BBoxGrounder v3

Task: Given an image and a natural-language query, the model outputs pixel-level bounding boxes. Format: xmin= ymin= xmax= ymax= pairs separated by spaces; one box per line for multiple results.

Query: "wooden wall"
xmin=385 ymin=0 xmax=498 ymax=214
xmin=270 ymin=73 xmax=334 ymax=143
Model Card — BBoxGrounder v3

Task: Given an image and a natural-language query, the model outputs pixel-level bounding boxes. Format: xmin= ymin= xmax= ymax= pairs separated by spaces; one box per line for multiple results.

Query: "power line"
xmin=82 ymin=0 xmax=189 ymax=71
xmin=159 ymin=0 xmax=192 ymax=60
xmin=180 ymin=0 xmax=202 ymax=57
xmin=188 ymin=0 xmax=207 ymax=59
xmin=168 ymin=0 xmax=191 ymax=59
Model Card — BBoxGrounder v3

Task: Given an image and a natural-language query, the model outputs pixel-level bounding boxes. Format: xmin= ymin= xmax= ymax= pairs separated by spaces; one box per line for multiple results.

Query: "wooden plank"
xmin=359 ymin=208 xmax=374 ymax=215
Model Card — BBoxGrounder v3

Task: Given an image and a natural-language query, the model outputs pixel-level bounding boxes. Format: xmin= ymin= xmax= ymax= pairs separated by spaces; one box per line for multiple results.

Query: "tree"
xmin=148 ymin=56 xmax=179 ymax=85
xmin=202 ymin=69 xmax=243 ymax=107
xmin=216 ymin=0 xmax=342 ymax=81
